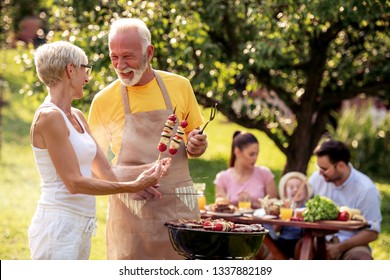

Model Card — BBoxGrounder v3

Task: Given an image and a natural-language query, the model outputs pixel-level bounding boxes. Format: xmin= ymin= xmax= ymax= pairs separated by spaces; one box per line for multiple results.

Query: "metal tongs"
xmin=199 ymin=103 xmax=217 ymax=134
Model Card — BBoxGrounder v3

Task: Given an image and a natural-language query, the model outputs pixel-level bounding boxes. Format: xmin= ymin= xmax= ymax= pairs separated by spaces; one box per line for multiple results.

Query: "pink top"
xmin=214 ymin=166 xmax=275 ymax=206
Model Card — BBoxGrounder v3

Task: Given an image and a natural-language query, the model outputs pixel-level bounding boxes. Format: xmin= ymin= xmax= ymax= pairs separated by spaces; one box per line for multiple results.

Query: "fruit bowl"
xmin=165 ymin=221 xmax=268 ymax=260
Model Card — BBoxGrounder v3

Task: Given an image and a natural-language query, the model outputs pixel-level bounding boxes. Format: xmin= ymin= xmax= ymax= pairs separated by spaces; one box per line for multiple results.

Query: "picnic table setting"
xmin=203 ymin=195 xmax=366 ymax=221
xmin=199 ymin=195 xmax=368 ymax=260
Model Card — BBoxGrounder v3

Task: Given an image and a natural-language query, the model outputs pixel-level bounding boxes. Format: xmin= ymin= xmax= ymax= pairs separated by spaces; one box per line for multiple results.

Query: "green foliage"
xmin=0 ymin=49 xmax=389 ymax=259
xmin=0 ymin=58 xmax=41 ymax=258
xmin=0 ymin=0 xmax=47 ymax=47
xmin=328 ymin=101 xmax=390 ymax=179
xmin=5 ymin=0 xmax=387 ymax=174
xmin=303 ymin=195 xmax=339 ymax=222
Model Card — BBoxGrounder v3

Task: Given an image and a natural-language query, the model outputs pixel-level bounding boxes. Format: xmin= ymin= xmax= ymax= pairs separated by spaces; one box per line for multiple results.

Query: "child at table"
xmin=275 ymin=172 xmax=312 ymax=259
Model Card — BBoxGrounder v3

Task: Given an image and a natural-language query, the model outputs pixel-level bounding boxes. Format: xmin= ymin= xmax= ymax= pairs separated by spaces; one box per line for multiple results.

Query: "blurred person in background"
xmin=275 ymin=172 xmax=311 ymax=259
xmin=308 ymin=139 xmax=381 ymax=259
xmin=214 ymin=130 xmax=277 ymax=208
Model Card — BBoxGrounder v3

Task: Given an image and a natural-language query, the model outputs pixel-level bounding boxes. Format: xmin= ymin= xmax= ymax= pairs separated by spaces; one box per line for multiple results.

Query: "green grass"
xmin=1 ymin=48 xmax=389 ymax=260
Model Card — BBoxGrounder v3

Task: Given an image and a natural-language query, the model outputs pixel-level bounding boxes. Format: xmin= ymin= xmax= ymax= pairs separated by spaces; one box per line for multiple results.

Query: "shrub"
xmin=328 ymin=101 xmax=390 ymax=179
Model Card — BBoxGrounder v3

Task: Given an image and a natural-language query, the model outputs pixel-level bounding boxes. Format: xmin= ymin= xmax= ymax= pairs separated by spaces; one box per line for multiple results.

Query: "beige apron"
xmin=106 ymin=71 xmax=200 ymax=259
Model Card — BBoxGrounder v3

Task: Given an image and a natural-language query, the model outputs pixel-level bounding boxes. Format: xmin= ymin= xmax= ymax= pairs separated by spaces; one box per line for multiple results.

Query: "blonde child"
xmin=279 ymin=171 xmax=312 ymax=208
xmin=276 ymin=172 xmax=312 ymax=258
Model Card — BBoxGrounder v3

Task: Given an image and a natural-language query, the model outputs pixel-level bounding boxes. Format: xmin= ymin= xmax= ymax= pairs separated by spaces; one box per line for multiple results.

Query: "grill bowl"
xmin=165 ymin=223 xmax=268 ymax=260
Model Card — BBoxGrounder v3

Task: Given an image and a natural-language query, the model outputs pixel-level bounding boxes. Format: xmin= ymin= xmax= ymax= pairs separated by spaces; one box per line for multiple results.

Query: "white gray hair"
xmin=34 ymin=41 xmax=87 ymax=86
xmin=108 ymin=18 xmax=151 ymax=53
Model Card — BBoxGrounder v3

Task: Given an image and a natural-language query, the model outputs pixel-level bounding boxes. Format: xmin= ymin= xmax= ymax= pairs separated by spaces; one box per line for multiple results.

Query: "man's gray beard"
xmin=117 ymin=56 xmax=149 ymax=87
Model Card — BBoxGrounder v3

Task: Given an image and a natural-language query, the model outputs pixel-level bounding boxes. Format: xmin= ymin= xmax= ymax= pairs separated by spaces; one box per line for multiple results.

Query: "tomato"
xmin=212 ymin=223 xmax=223 ymax=231
xmin=168 ymin=114 xmax=177 ymax=121
xmin=158 ymin=143 xmax=167 ymax=152
xmin=337 ymin=211 xmax=350 ymax=221
xmin=180 ymin=120 xmax=188 ymax=128
xmin=203 ymin=221 xmax=212 ymax=227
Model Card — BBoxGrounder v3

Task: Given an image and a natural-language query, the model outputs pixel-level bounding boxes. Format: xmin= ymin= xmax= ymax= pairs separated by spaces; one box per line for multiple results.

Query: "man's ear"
xmin=337 ymin=161 xmax=347 ymax=171
xmin=146 ymin=45 xmax=154 ymax=62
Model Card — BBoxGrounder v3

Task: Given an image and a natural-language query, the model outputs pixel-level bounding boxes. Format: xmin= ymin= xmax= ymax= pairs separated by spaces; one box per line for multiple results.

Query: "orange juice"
xmin=197 ymin=194 xmax=206 ymax=210
xmin=280 ymin=207 xmax=293 ymax=220
xmin=238 ymin=191 xmax=251 ymax=211
xmin=238 ymin=201 xmax=252 ymax=210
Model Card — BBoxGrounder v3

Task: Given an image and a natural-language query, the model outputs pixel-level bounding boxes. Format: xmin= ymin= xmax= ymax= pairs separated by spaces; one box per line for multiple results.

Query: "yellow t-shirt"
xmin=88 ymin=70 xmax=204 ymax=163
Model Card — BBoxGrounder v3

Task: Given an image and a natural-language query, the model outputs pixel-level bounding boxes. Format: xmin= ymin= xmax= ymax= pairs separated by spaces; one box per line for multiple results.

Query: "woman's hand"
xmin=160 ymin=157 xmax=172 ymax=177
xmin=134 ymin=161 xmax=163 ymax=188
xmin=127 ymin=159 xmax=172 ymax=200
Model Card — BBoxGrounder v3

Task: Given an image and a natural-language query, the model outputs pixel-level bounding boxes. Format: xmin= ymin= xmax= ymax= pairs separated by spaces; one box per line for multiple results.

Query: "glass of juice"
xmin=280 ymin=207 xmax=294 ymax=220
xmin=193 ymin=183 xmax=206 ymax=210
xmin=197 ymin=194 xmax=206 ymax=210
xmin=238 ymin=191 xmax=252 ymax=211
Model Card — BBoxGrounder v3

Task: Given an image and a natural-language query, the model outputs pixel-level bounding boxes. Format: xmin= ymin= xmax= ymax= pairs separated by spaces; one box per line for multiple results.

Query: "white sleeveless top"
xmin=32 ymin=102 xmax=97 ymax=217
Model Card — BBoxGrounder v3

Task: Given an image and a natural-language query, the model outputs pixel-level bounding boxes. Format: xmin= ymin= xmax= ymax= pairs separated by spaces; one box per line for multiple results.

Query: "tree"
xmin=177 ymin=0 xmax=390 ymax=173
xmin=14 ymin=0 xmax=390 ymax=174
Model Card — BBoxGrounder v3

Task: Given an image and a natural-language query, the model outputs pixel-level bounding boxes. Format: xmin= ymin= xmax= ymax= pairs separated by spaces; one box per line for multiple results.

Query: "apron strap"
xmin=120 ymin=85 xmax=131 ymax=114
xmin=120 ymin=70 xmax=173 ymax=114
xmin=153 ymin=70 xmax=172 ymax=110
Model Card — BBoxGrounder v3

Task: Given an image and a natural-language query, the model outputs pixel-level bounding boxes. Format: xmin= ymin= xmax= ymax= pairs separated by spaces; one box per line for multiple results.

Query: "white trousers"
xmin=28 ymin=206 xmax=96 ymax=260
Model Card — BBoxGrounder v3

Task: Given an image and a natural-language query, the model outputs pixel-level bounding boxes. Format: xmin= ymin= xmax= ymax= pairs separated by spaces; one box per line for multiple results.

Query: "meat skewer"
xmin=169 ymin=112 xmax=189 ymax=155
xmin=157 ymin=108 xmax=177 ymax=153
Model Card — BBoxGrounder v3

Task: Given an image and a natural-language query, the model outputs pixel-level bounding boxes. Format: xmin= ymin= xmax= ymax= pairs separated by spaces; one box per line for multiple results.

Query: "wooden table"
xmin=202 ymin=212 xmax=368 ymax=260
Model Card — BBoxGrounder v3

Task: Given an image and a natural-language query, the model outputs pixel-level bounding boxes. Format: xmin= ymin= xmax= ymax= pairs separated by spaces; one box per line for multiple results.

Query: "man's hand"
xmin=326 ymin=242 xmax=343 ymax=259
xmin=186 ymin=129 xmax=208 ymax=157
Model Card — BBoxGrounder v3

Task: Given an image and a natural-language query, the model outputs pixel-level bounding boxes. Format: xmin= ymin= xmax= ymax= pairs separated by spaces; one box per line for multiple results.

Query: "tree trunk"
xmin=283 ymin=104 xmax=333 ymax=174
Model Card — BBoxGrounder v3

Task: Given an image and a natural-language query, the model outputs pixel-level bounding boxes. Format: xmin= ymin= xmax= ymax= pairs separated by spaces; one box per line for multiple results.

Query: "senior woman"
xmin=29 ymin=41 xmax=170 ymax=259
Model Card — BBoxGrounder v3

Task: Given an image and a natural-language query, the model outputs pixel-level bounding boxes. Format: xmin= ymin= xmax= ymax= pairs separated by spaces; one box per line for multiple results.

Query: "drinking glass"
xmin=193 ymin=183 xmax=206 ymax=210
xmin=238 ymin=191 xmax=252 ymax=211
xmin=280 ymin=207 xmax=293 ymax=220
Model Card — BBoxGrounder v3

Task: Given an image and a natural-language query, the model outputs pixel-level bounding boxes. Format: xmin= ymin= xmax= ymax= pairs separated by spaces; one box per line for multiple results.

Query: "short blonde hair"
xmin=34 ymin=41 xmax=87 ymax=86
xmin=278 ymin=171 xmax=313 ymax=200
xmin=108 ymin=18 xmax=151 ymax=53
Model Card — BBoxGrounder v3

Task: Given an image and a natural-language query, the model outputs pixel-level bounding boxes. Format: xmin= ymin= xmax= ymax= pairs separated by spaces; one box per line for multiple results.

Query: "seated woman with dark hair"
xmin=213 ymin=131 xmax=278 ymax=209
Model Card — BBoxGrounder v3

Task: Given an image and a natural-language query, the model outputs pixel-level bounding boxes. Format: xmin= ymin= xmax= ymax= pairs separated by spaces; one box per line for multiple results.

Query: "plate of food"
xmin=258 ymin=196 xmax=288 ymax=216
xmin=206 ymin=198 xmax=241 ymax=217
